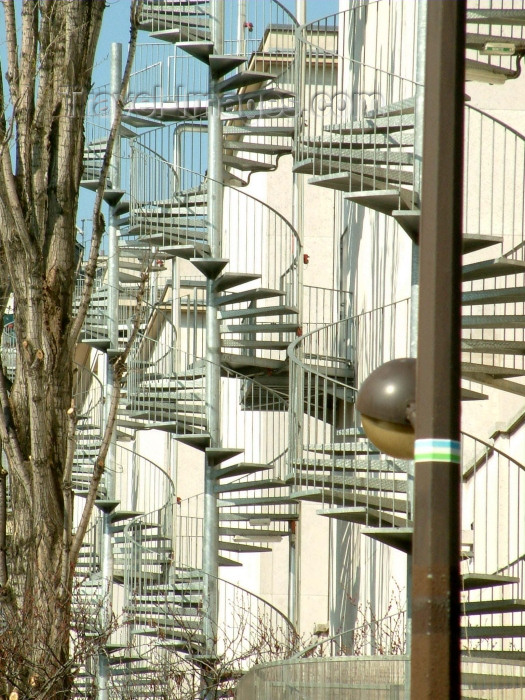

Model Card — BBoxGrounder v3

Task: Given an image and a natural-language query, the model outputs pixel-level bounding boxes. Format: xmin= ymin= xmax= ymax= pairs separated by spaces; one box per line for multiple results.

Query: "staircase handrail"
xmin=291 ymin=610 xmax=407 ymax=659
xmin=73 ymin=362 xmax=104 ymax=424
xmin=138 ymin=0 xmax=298 ymax=67
xmin=129 ymin=153 xmax=301 ymax=259
xmin=461 ymin=429 xmax=525 ymax=478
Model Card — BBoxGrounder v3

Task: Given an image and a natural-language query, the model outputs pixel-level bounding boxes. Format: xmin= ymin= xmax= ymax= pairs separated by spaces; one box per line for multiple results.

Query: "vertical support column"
xmin=288 ymin=0 xmax=306 ymax=631
xmin=106 ymin=42 xmax=122 ymax=502
xmin=411 ymin=3 xmax=464 ymax=698
xmin=97 ymin=44 xmax=122 ymax=700
xmin=97 ymin=501 xmax=118 ymax=700
xmin=406 ymin=5 xmax=426 ymax=696
xmin=238 ymin=0 xmax=247 ymax=58
xmin=202 ymin=0 xmax=224 ymax=678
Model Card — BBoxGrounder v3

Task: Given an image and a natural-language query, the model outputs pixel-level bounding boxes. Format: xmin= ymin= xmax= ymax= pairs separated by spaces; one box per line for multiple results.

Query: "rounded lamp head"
xmin=356 ymin=358 xmax=416 ymax=459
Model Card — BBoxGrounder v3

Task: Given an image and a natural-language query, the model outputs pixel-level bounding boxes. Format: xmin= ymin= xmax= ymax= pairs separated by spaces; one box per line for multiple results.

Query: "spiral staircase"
xmin=244 ymin=1 xmax=525 ymax=697
xmin=4 ymin=0 xmax=525 ymax=697
xmin=64 ymin=1 xmax=312 ymax=697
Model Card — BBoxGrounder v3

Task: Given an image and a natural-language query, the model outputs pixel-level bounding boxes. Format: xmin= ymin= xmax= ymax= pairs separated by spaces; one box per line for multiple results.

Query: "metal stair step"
xmin=213 ymin=271 xmax=261 ymax=292
xmin=291 ymin=455 xmax=400 ymax=472
xmin=220 ymin=352 xmax=286 ymax=371
xmin=361 ymin=97 xmax=415 ymax=120
xmin=462 ymin=314 xmax=525 ymax=329
xmin=462 ymin=573 xmax=519 ymax=591
xmin=222 ymin=87 xmax=294 ymax=107
xmin=464 ymin=650 xmax=525 ymax=662
xmin=466 ymin=9 xmax=525 ymax=25
xmin=218 ymin=525 xmax=289 ymax=538
xmin=212 ymin=462 xmax=269 ymax=480
xmin=466 ymin=32 xmax=525 ymax=53
xmin=218 ymin=494 xmax=295 ymax=508
xmin=461 ymin=339 xmax=525 ymax=355
xmin=215 ymin=478 xmax=285 ymax=494
xmin=176 ymin=42 xmax=240 ymax=70
xmin=306 ymin=168 xmax=411 ymax=194
xmin=290 ymin=485 xmax=408 ymax=511
xmin=133 ymin=624 xmax=206 ymax=643
xmin=130 ymin=399 xmax=205 ymax=415
xmin=130 ymin=614 xmax=202 ymax=632
xmin=392 ymin=208 xmax=504 ymax=253
xmin=309 ymin=129 xmax=415 ymax=149
xmin=223 ymin=125 xmax=295 ymax=137
xmin=217 ymin=71 xmax=276 ymax=94
xmin=160 ymin=242 xmax=212 ymax=260
xmin=222 ymin=154 xmax=275 ymax=173
xmin=361 ymin=526 xmax=412 ymax=554
xmin=124 ymin=99 xmax=208 ymax=122
xmin=462 ymin=287 xmax=525 ymax=305
xmin=133 ymin=214 xmax=207 ymax=228
xmin=302 ymin=144 xmax=415 ymax=166
xmin=223 ymin=139 xmax=292 ymax=156
xmin=461 ymin=625 xmax=525 ymax=640
xmin=112 ymin=533 xmax=170 ymax=544
xmin=462 ymin=257 xmax=525 ymax=281
xmin=215 ymin=287 xmax=285 ymax=306
xmin=221 ymin=339 xmax=290 ymax=350
xmin=221 ymin=321 xmax=299 ymax=334
xmin=205 ymin=447 xmax=243 ymax=464
xmin=318 ymin=506 xmax=410 ymax=528
xmin=326 ymin=112 xmax=415 ymax=135
xmin=219 ymin=304 xmax=297 ymax=320
xmin=466 ymin=58 xmax=518 ymax=83
xmin=296 ymin=157 xmax=415 ymax=187
xmin=222 ymin=105 xmax=296 ymax=121
xmin=126 ymin=603 xmax=201 ymax=619
xmin=292 ymin=471 xmax=408 ymax=495
xmin=174 ymin=433 xmax=211 ymax=449
xmin=461 ymin=362 xmax=525 ymax=382
xmin=463 ymin=599 xmax=525 ymax=615
xmin=305 ymin=442 xmax=379 ymax=455
xmin=218 ymin=540 xmax=273 ymax=553
xmin=219 ymin=512 xmax=298 ymax=523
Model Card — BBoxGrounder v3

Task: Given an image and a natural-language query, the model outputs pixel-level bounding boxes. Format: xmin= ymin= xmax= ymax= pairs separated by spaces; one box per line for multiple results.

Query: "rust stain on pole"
xmin=411 ymin=1 xmax=465 ymax=698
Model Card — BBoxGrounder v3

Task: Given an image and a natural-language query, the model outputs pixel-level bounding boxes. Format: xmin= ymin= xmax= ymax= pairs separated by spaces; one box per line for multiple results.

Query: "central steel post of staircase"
xmin=97 ymin=42 xmax=122 ymax=700
xmin=202 ymin=0 xmax=225 ymax=684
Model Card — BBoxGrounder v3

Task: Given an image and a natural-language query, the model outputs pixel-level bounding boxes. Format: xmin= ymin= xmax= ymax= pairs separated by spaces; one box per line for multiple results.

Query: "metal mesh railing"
xmin=295 ymin=2 xmax=419 ymax=204
xmin=138 ymin=0 xmax=297 ymax=64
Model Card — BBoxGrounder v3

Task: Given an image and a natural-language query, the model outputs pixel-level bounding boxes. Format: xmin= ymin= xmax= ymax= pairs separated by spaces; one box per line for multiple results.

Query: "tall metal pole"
xmin=203 ymin=0 xmax=224 ymax=678
xmin=411 ymin=3 xmax=464 ymax=697
xmin=405 ymin=5 xmax=427 ymax=696
xmin=289 ymin=0 xmax=306 ymax=631
xmin=97 ymin=43 xmax=122 ymax=700
xmin=97 ymin=501 xmax=118 ymax=700
xmin=106 ymin=42 xmax=122 ymax=502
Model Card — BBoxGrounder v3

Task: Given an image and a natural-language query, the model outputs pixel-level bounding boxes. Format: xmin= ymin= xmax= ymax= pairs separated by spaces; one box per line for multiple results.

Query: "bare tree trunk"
xmin=0 ymin=1 xmax=143 ymax=696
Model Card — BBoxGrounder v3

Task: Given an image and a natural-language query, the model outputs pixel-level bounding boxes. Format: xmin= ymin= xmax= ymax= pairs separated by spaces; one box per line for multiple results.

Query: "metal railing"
xmin=461 ymin=430 xmax=525 ymax=655
xmin=138 ymin=0 xmax=297 ymax=64
xmin=121 ymin=539 xmax=299 ymax=696
xmin=295 ymin=2 xmax=419 ymax=205
xmin=129 ymin=158 xmax=301 ymax=320
xmin=236 ymin=653 xmax=525 ymax=699
xmin=466 ymin=0 xmax=525 ymax=77
xmin=236 ymin=655 xmax=407 ymax=699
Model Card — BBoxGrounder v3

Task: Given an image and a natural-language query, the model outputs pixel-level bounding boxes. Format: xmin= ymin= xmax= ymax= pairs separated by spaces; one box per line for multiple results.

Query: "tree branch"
xmin=0 ymin=365 xmax=31 ymax=499
xmin=0 ymin=461 xmax=8 ymax=586
xmin=2 ymin=0 xmax=20 ymax=106
xmin=69 ymin=0 xmax=143 ymax=349
xmin=60 ymin=401 xmax=77 ymax=591
xmin=70 ymin=270 xmax=147 ymax=565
